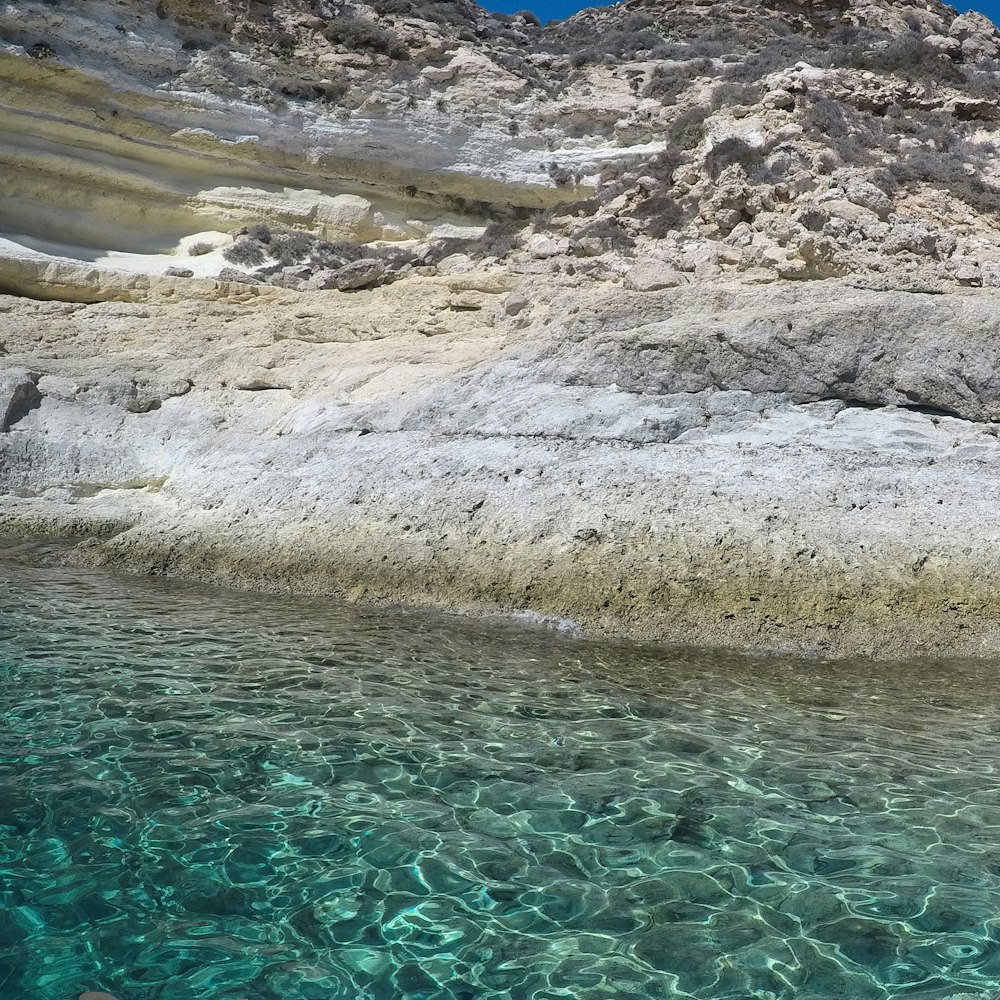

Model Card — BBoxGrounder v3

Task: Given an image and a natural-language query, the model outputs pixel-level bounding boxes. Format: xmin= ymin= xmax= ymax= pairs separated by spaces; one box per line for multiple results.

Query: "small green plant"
xmin=704 ymin=136 xmax=769 ymax=180
xmin=222 ymin=237 xmax=267 ymax=268
xmin=648 ymin=22 xmax=678 ymax=43
xmin=471 ymin=220 xmax=525 ymax=260
xmin=245 ymin=222 xmax=273 ymax=244
xmin=665 ymin=106 xmax=710 ymax=150
xmin=547 ymin=161 xmax=573 ymax=187
xmin=321 ymin=15 xmax=407 ymax=59
xmin=267 ymin=231 xmax=314 ymax=266
xmin=28 ymin=41 xmax=56 ymax=60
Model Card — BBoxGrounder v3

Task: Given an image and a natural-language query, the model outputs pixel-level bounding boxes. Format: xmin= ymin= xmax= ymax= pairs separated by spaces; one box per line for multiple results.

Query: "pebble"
xmin=79 ymin=992 xmax=119 ymax=1000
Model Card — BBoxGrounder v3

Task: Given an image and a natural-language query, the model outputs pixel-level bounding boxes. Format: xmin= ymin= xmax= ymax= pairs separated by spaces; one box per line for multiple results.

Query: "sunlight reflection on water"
xmin=0 ymin=556 xmax=998 ymax=1000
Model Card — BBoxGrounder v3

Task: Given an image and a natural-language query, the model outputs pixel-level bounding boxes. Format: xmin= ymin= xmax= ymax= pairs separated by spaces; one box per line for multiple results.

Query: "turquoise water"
xmin=0 ymin=559 xmax=999 ymax=1000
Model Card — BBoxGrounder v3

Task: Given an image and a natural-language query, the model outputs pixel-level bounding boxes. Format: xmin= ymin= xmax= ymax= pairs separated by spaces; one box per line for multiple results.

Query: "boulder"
xmin=819 ymin=198 xmax=877 ymax=224
xmin=306 ymin=260 xmax=385 ymax=291
xmin=635 ymin=175 xmax=663 ymax=193
xmin=794 ymin=235 xmax=850 ymax=278
xmin=623 ymin=260 xmax=687 ymax=292
xmin=951 ymin=11 xmax=998 ymax=42
xmin=952 ymin=262 xmax=982 ymax=286
xmin=962 ymin=35 xmax=1000 ymax=59
xmin=269 ymin=272 xmax=306 ymax=290
xmin=943 ymin=97 xmax=1000 ymax=121
xmin=723 ymin=222 xmax=755 ymax=248
xmin=526 ymin=234 xmax=570 ymax=259
xmin=164 ymin=266 xmax=194 ymax=278
xmin=306 ymin=268 xmax=339 ymax=290
xmin=571 ymin=237 xmax=605 ymax=258
xmin=436 ymin=253 xmax=474 ymax=274
xmin=924 ymin=33 xmax=962 ymax=58
xmin=951 ymin=11 xmax=1000 ymax=58
xmin=843 ymin=180 xmax=892 ymax=218
xmin=217 ymin=267 xmax=263 ymax=284
xmin=981 ymin=261 xmax=1000 ymax=287
xmin=883 ymin=223 xmax=941 ymax=257
xmin=502 ymin=290 xmax=530 ymax=316
xmin=762 ymin=89 xmax=795 ymax=110
xmin=0 ymin=369 xmax=40 ymax=432
xmin=330 ymin=259 xmax=386 ymax=291
xmin=704 ymin=115 xmax=767 ymax=153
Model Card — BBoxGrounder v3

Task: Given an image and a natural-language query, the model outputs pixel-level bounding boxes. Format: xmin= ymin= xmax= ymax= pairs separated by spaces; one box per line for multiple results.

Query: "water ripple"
xmin=0 ymin=557 xmax=997 ymax=1000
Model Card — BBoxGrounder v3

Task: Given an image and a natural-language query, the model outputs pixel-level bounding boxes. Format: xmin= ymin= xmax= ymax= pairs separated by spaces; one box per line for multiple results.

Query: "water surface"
xmin=0 ymin=556 xmax=998 ymax=1000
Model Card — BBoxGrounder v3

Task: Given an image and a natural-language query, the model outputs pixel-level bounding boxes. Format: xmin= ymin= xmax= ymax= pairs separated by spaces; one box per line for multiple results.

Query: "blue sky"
xmin=479 ymin=0 xmax=995 ymax=27
xmin=479 ymin=0 xmax=601 ymax=19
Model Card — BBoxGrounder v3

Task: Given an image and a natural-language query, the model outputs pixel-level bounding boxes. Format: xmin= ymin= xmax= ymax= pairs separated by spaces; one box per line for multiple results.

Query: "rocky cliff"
xmin=5 ymin=0 xmax=1000 ymax=657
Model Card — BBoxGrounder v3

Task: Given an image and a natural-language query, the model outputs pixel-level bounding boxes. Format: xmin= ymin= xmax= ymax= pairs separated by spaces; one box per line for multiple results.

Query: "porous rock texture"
xmin=6 ymin=0 xmax=1000 ymax=657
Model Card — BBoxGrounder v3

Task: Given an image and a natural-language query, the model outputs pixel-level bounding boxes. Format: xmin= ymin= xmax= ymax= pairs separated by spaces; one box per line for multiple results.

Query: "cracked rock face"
xmin=5 ymin=0 xmax=1000 ymax=656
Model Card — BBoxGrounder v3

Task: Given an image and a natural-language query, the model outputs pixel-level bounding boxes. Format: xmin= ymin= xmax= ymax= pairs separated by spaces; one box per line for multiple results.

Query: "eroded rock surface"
xmin=5 ymin=273 xmax=1000 ymax=658
xmin=5 ymin=0 xmax=1000 ymax=656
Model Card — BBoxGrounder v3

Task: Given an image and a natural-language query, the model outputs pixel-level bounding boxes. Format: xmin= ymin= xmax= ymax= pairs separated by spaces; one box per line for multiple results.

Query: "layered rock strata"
xmin=6 ymin=0 xmax=1000 ymax=657
xmin=5 ymin=271 xmax=1000 ymax=658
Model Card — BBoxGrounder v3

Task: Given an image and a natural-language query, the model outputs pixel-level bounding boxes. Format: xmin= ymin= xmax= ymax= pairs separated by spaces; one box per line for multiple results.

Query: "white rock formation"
xmin=5 ymin=0 xmax=1000 ymax=657
xmin=4 ymin=265 xmax=1000 ymax=658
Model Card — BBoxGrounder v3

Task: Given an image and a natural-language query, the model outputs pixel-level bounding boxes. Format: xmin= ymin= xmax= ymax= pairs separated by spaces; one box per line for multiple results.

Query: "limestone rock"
xmin=951 ymin=11 xmax=1000 ymax=47
xmin=962 ymin=34 xmax=999 ymax=59
xmin=884 ymin=223 xmax=941 ymax=257
xmin=952 ymin=262 xmax=981 ymax=285
xmin=705 ymin=115 xmax=767 ymax=152
xmin=330 ymin=259 xmax=386 ymax=291
xmin=0 ymin=369 xmax=40 ymax=431
xmin=436 ymin=254 xmax=475 ymax=274
xmin=526 ymin=235 xmax=569 ymax=259
xmin=306 ymin=260 xmax=386 ymax=291
xmin=981 ymin=261 xmax=1000 ymax=287
xmin=820 ymin=199 xmax=876 ymax=225
xmin=571 ymin=237 xmax=605 ymax=258
xmin=843 ymin=181 xmax=891 ymax=218
xmin=924 ymin=33 xmax=962 ymax=57
xmin=503 ymin=290 xmax=530 ymax=315
xmin=269 ymin=271 xmax=306 ymax=289
xmin=623 ymin=260 xmax=687 ymax=291
xmin=762 ymin=89 xmax=795 ymax=111
xmin=11 ymin=0 xmax=1000 ymax=664
xmin=217 ymin=267 xmax=263 ymax=285
xmin=10 ymin=278 xmax=1000 ymax=659
xmin=306 ymin=269 xmax=339 ymax=290
xmin=943 ymin=97 xmax=1000 ymax=121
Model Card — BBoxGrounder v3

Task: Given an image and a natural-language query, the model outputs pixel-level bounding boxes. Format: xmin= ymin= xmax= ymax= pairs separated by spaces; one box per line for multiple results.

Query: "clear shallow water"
xmin=1 ymin=559 xmax=999 ymax=1000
